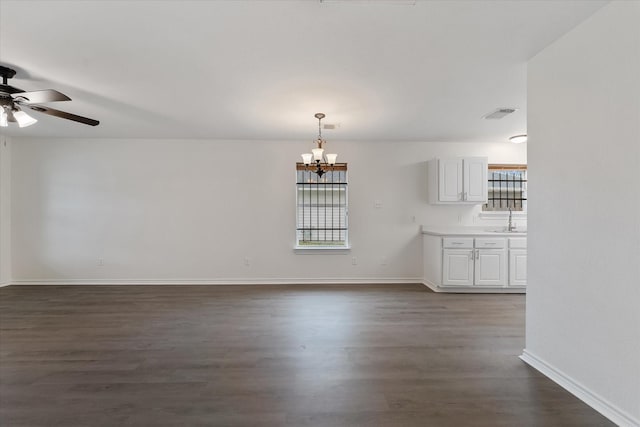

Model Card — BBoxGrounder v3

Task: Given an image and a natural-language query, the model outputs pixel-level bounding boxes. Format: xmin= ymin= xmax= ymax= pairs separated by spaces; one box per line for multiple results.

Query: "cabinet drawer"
xmin=443 ymin=237 xmax=473 ymax=249
xmin=509 ymin=238 xmax=527 ymax=249
xmin=474 ymin=238 xmax=505 ymax=249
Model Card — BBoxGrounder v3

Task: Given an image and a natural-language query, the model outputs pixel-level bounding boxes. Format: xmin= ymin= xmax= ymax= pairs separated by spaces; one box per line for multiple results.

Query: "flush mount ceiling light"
xmin=509 ymin=134 xmax=528 ymax=144
xmin=0 ymin=65 xmax=99 ymax=128
xmin=300 ymin=113 xmax=338 ymax=177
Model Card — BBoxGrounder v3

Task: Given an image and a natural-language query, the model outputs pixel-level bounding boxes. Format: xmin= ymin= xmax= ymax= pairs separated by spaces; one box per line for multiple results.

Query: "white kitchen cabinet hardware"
xmin=428 ymin=157 xmax=488 ymax=204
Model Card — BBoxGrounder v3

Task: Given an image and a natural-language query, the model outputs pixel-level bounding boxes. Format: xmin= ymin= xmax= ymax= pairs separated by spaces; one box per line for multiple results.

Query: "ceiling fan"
xmin=0 ymin=65 xmax=99 ymax=128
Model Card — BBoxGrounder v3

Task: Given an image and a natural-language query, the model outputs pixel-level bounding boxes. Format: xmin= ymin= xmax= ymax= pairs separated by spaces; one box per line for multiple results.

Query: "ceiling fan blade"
xmin=13 ymin=89 xmax=71 ymax=104
xmin=28 ymin=105 xmax=99 ymax=126
xmin=7 ymin=110 xmax=16 ymax=122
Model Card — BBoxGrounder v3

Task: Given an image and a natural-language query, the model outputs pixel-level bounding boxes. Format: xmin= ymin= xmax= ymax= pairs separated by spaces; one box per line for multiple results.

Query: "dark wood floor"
xmin=0 ymin=284 xmax=612 ymax=427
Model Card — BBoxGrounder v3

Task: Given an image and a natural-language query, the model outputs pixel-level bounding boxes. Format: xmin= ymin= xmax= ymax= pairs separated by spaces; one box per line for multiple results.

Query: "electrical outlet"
xmin=98 ymin=258 xmax=104 ymax=266
xmin=351 ymin=257 xmax=357 ymax=265
xmin=374 ymin=200 xmax=383 ymax=208
xmin=411 ymin=215 xmax=416 ymax=223
xmin=380 ymin=257 xmax=388 ymax=266
xmin=244 ymin=257 xmax=251 ymax=267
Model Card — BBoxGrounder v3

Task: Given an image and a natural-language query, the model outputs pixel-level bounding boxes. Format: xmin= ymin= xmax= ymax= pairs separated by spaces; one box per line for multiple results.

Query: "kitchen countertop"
xmin=421 ymin=226 xmax=527 ymax=237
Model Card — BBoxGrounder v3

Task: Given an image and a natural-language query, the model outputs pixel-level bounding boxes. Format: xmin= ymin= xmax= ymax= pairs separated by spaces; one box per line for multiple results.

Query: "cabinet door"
xmin=438 ymin=158 xmax=463 ymax=202
xmin=474 ymin=249 xmax=506 ymax=286
xmin=509 ymin=249 xmax=527 ymax=286
xmin=463 ymin=157 xmax=488 ymax=202
xmin=443 ymin=249 xmax=474 ymax=286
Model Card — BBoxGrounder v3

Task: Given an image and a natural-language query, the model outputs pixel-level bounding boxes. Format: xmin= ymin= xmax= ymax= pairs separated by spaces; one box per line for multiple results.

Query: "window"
xmin=296 ymin=163 xmax=348 ymax=248
xmin=483 ymin=164 xmax=527 ymax=211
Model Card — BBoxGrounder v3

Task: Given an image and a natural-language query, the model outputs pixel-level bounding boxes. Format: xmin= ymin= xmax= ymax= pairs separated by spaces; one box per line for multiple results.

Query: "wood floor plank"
xmin=0 ymin=284 xmax=613 ymax=426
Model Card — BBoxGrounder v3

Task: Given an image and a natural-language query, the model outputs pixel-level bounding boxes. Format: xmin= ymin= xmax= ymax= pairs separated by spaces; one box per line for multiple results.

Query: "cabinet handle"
xmin=464 ymin=192 xmax=467 ymax=201
xmin=452 ymin=242 xmax=463 ymax=245
xmin=475 ymin=249 xmax=479 ymax=259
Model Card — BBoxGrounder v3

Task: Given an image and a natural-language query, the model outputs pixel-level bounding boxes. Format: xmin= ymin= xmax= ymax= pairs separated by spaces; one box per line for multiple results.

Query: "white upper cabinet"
xmin=438 ymin=158 xmax=463 ymax=202
xmin=428 ymin=157 xmax=488 ymax=204
xmin=463 ymin=157 xmax=488 ymax=202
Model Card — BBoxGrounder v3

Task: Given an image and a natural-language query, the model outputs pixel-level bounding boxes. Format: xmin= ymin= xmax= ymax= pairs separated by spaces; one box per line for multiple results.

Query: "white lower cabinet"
xmin=443 ymin=249 xmax=474 ymax=286
xmin=475 ymin=249 xmax=507 ymax=286
xmin=441 ymin=237 xmax=506 ymax=287
xmin=508 ymin=249 xmax=527 ymax=287
xmin=443 ymin=248 xmax=507 ymax=287
xmin=423 ymin=231 xmax=525 ymax=293
xmin=508 ymin=238 xmax=527 ymax=287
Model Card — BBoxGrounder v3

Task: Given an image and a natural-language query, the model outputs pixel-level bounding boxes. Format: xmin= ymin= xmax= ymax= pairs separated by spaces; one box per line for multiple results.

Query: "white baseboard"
xmin=422 ymin=280 xmax=440 ymax=292
xmin=421 ymin=280 xmax=526 ymax=294
xmin=10 ymin=277 xmax=424 ymax=286
xmin=0 ymin=282 xmax=10 ymax=288
xmin=520 ymin=349 xmax=639 ymax=427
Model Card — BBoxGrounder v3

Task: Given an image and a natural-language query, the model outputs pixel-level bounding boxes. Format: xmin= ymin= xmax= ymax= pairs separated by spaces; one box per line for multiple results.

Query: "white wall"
xmin=10 ymin=137 xmax=524 ymax=284
xmin=0 ymin=135 xmax=10 ymax=285
xmin=525 ymin=2 xmax=640 ymax=425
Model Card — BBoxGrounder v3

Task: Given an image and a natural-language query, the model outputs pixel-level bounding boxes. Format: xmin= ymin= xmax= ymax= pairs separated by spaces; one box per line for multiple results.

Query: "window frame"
xmin=481 ymin=163 xmax=527 ymax=214
xmin=294 ymin=163 xmax=350 ymax=251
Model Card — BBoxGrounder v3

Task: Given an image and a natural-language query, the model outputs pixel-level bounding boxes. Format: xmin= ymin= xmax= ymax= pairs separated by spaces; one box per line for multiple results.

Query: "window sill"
xmin=478 ymin=211 xmax=527 ymax=220
xmin=294 ymin=246 xmax=351 ymax=254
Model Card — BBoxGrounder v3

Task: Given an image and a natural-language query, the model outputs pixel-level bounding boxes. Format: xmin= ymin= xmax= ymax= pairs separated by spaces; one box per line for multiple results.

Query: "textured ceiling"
xmin=0 ymin=0 xmax=607 ymax=142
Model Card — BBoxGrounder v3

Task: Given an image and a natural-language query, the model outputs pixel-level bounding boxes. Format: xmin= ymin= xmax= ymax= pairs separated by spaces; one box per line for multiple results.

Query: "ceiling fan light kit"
xmin=0 ymin=65 xmax=99 ymax=128
xmin=12 ymin=110 xmax=38 ymax=128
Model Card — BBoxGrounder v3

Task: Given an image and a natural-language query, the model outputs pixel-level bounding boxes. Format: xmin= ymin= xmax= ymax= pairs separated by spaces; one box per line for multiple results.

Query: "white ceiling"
xmin=0 ymin=0 xmax=607 ymax=142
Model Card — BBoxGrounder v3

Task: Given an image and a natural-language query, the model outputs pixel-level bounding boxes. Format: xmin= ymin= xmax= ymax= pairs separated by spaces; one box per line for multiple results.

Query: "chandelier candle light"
xmin=301 ymin=113 xmax=338 ymax=177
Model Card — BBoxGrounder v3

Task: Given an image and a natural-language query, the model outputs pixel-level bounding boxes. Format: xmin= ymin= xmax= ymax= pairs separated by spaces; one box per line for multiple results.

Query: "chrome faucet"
xmin=508 ymin=208 xmax=516 ymax=232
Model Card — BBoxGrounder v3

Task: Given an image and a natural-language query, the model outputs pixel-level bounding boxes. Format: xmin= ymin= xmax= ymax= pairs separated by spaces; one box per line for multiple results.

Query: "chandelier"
xmin=300 ymin=113 xmax=337 ymax=177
